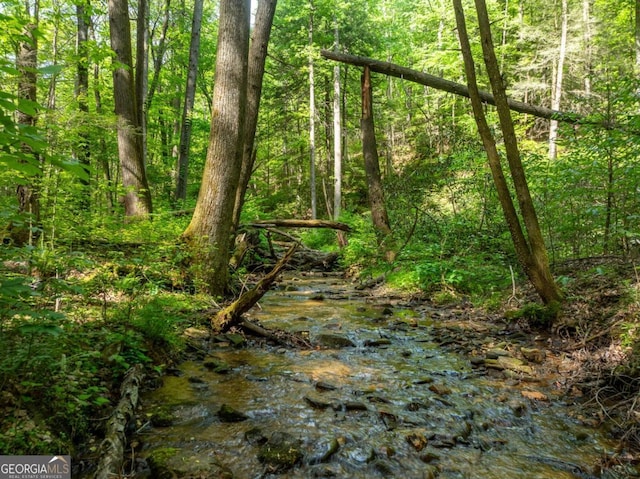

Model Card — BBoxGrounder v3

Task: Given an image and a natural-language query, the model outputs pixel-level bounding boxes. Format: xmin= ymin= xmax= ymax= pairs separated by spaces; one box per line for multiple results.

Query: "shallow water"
xmin=136 ymin=274 xmax=634 ymax=479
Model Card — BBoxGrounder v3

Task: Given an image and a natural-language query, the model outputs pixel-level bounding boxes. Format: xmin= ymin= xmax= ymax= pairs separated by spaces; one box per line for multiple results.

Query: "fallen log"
xmin=320 ymin=50 xmax=606 ymax=128
xmin=94 ymin=364 xmax=145 ymax=479
xmin=213 ymin=243 xmax=299 ymax=331
xmin=249 ymin=219 xmax=351 ymax=232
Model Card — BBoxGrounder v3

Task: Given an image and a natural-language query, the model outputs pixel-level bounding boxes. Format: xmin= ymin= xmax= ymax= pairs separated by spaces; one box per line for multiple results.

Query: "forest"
xmin=1 ymin=0 xmax=640 ymax=476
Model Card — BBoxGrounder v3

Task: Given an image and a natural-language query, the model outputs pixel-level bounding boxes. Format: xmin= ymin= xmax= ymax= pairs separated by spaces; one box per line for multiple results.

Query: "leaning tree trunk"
xmin=108 ymin=0 xmax=153 ymax=219
xmin=175 ymin=0 xmax=204 ymax=201
xmin=473 ymin=0 xmax=563 ymax=305
xmin=182 ymin=0 xmax=250 ymax=296
xmin=232 ymin=0 xmax=277 ymax=230
xmin=361 ymin=66 xmax=395 ymax=261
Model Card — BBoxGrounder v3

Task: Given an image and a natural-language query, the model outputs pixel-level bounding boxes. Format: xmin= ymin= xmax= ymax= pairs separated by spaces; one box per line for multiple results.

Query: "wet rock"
xmin=217 ymin=403 xmax=248 ymax=422
xmin=245 ymin=427 xmax=268 ymax=446
xmin=257 ymin=432 xmax=303 ymax=472
xmin=428 ymin=384 xmax=452 ymax=396
xmin=308 ymin=437 xmax=341 ymax=464
xmin=364 ymin=338 xmax=392 ymax=347
xmin=430 ymin=434 xmax=457 ymax=448
xmin=521 ymin=390 xmax=549 ymax=401
xmin=315 ymin=381 xmax=338 ymax=391
xmin=372 ymin=458 xmax=394 ymax=475
xmin=203 ymin=358 xmax=232 ymax=374
xmin=310 ymin=293 xmax=325 ymax=300
xmin=183 ymin=326 xmax=211 ymax=341
xmin=224 ymin=333 xmax=245 ymax=347
xmin=520 ymin=347 xmax=546 ymax=363
xmin=304 ymin=395 xmax=334 ymax=410
xmin=378 ymin=410 xmax=399 ymax=429
xmin=484 ymin=357 xmax=534 ymax=375
xmin=148 ymin=406 xmax=176 ymax=427
xmin=485 ymin=348 xmax=510 ymax=359
xmin=406 ymin=431 xmax=429 ymax=451
xmin=340 ymin=401 xmax=368 ymax=412
xmin=146 ymin=447 xmax=233 ymax=479
xmin=315 ymin=333 xmax=356 ymax=348
xmin=419 ymin=451 xmax=440 ymax=463
xmin=414 ymin=377 xmax=434 ymax=385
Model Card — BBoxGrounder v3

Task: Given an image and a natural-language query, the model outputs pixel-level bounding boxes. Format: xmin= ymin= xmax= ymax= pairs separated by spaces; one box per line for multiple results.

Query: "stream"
xmin=134 ymin=273 xmax=637 ymax=478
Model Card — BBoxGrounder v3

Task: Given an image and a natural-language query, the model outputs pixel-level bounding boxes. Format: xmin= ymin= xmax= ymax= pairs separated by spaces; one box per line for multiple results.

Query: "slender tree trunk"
xmin=76 ymin=0 xmax=91 ymax=191
xmin=308 ymin=2 xmax=317 ymax=219
xmin=332 ymin=18 xmax=342 ymax=220
xmin=175 ymin=0 xmax=204 ymax=201
xmin=582 ymin=0 xmax=592 ymax=95
xmin=232 ymin=0 xmax=278 ymax=231
xmin=13 ymin=0 xmax=40 ymax=246
xmin=361 ymin=66 xmax=395 ymax=261
xmin=548 ymin=0 xmax=568 ymax=160
xmin=135 ymin=0 xmax=149 ymax=164
xmin=474 ymin=0 xmax=562 ymax=305
xmin=454 ymin=0 xmax=562 ymax=307
xmin=182 ymin=0 xmax=250 ymax=296
xmin=636 ymin=0 xmax=640 ymax=71
xmin=146 ymin=0 xmax=170 ymax=109
xmin=108 ymin=0 xmax=153 ymax=218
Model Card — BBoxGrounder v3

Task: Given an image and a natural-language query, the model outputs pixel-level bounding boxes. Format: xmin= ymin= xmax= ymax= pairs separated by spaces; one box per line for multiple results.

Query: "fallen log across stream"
xmin=212 ymin=243 xmax=299 ymax=332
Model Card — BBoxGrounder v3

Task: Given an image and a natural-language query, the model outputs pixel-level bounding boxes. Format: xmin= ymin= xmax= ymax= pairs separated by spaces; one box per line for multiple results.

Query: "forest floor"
xmin=1 ymin=249 xmax=639 ymax=475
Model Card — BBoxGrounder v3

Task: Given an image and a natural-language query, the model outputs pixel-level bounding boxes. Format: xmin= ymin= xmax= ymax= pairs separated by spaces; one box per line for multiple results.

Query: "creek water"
xmin=135 ymin=273 xmax=635 ymax=479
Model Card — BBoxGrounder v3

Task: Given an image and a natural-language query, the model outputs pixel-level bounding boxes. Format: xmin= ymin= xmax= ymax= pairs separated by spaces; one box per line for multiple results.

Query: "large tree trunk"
xmin=175 ymin=0 xmax=204 ymax=201
xmin=232 ymin=0 xmax=277 ymax=230
xmin=182 ymin=0 xmax=250 ymax=296
xmin=361 ymin=66 xmax=395 ymax=261
xmin=13 ymin=1 xmax=40 ymax=246
xmin=108 ymin=0 xmax=153 ymax=219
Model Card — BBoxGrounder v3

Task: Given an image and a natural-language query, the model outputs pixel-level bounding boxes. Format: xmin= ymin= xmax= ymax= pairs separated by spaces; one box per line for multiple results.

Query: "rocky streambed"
xmin=132 ymin=273 xmax=638 ymax=478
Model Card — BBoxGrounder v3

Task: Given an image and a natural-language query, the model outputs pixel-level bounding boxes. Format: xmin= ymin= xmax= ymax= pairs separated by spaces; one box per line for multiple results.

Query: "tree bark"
xmin=308 ymin=3 xmax=317 ymax=219
xmin=549 ymin=0 xmax=568 ymax=160
xmin=249 ymin=218 xmax=351 ymax=232
xmin=13 ymin=1 xmax=40 ymax=246
xmin=212 ymin=244 xmax=298 ymax=331
xmin=182 ymin=0 xmax=250 ymax=296
xmin=361 ymin=66 xmax=395 ymax=261
xmin=94 ymin=364 xmax=144 ymax=479
xmin=455 ymin=0 xmax=562 ymax=306
xmin=108 ymin=0 xmax=153 ymax=218
xmin=232 ymin=0 xmax=278 ymax=230
xmin=135 ymin=0 xmax=149 ymax=163
xmin=332 ymin=19 xmax=342 ymax=220
xmin=175 ymin=0 xmax=204 ymax=201
xmin=76 ymin=0 xmax=91 ymax=193
xmin=320 ymin=50 xmax=589 ymax=126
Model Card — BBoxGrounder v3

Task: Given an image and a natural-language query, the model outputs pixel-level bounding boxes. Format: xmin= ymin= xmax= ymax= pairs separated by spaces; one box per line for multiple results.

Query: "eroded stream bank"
xmin=133 ymin=273 xmax=638 ymax=478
